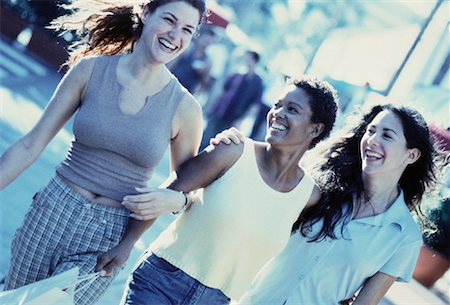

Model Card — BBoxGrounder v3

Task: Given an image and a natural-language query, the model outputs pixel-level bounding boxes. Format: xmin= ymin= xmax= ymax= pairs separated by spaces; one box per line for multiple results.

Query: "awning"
xmin=206 ymin=0 xmax=230 ymax=28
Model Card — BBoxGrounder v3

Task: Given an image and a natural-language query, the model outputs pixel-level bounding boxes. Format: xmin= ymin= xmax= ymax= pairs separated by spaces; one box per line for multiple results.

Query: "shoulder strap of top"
xmin=218 ymin=138 xmax=254 ymax=179
xmin=243 ymin=138 xmax=254 ymax=153
xmin=83 ymin=55 xmax=117 ymax=99
xmin=296 ymin=170 xmax=315 ymax=201
xmin=91 ymin=55 xmax=115 ymax=80
xmin=241 ymin=138 xmax=257 ymax=165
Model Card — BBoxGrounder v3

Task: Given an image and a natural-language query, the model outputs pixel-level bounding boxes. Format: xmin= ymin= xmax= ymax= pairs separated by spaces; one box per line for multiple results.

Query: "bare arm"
xmin=352 ymin=272 xmax=397 ymax=305
xmin=0 ymin=58 xmax=93 ymax=190
xmin=123 ymin=141 xmax=245 ymax=220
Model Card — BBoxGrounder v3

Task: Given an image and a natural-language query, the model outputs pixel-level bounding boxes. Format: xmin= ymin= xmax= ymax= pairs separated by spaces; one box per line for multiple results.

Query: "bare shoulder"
xmin=171 ymin=91 xmax=203 ymax=140
xmin=178 ymin=92 xmax=202 ymax=119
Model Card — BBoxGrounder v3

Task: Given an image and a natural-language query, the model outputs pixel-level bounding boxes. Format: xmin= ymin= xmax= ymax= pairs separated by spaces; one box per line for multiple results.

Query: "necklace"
xmin=353 ymin=187 xmax=399 ymax=219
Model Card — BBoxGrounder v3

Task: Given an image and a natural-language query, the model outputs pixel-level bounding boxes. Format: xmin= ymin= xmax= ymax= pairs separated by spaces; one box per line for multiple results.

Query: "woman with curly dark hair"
xmin=0 ymin=1 xmax=206 ymax=304
xmin=236 ymin=104 xmax=446 ymax=305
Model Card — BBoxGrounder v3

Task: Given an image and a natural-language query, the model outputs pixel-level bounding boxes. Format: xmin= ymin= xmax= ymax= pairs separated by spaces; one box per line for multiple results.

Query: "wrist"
xmin=172 ymin=191 xmax=189 ymax=215
xmin=119 ymin=236 xmax=138 ymax=250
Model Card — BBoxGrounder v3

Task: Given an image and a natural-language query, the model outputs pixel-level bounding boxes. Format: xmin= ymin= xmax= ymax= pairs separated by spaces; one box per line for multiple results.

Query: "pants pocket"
xmin=147 ymin=254 xmax=182 ymax=275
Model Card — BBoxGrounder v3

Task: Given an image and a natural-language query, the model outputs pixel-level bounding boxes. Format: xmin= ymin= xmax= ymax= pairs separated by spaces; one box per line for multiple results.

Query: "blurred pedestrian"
xmin=236 ymin=104 xmax=446 ymax=305
xmin=168 ymin=26 xmax=215 ymax=95
xmin=118 ymin=77 xmax=339 ymax=304
xmin=249 ymin=103 xmax=272 ymax=141
xmin=201 ymin=50 xmax=264 ymax=149
xmin=249 ymin=74 xmax=289 ymax=141
xmin=0 ymin=0 xmax=206 ymax=304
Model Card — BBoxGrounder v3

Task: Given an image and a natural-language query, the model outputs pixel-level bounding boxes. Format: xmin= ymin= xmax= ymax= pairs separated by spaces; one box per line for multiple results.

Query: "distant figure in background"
xmin=413 ymin=125 xmax=450 ymax=289
xmin=249 ymin=74 xmax=289 ymax=141
xmin=201 ymin=50 xmax=264 ymax=149
xmin=168 ymin=27 xmax=215 ymax=95
xmin=249 ymin=103 xmax=271 ymax=141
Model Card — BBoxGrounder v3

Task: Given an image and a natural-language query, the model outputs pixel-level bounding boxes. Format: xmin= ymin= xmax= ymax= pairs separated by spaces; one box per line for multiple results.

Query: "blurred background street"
xmin=1 ymin=0 xmax=449 ymax=304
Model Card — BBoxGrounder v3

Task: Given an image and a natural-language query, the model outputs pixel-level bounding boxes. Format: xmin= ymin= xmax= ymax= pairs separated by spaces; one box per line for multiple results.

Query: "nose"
xmin=168 ymin=27 xmax=180 ymax=41
xmin=168 ymin=29 xmax=176 ymax=40
xmin=273 ymin=107 xmax=286 ymax=118
xmin=367 ymin=132 xmax=380 ymax=147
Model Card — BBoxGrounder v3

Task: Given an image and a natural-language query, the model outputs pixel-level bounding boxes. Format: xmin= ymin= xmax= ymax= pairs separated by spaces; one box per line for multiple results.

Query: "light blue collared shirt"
xmin=240 ymin=190 xmax=422 ymax=305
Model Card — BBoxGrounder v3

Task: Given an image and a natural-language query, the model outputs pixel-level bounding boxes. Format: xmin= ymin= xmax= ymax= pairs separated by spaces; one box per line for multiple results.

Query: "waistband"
xmin=43 ymin=175 xmax=130 ymax=219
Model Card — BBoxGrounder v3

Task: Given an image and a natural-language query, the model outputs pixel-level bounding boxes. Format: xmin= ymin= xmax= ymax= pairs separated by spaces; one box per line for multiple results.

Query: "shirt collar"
xmin=352 ymin=189 xmax=407 ymax=231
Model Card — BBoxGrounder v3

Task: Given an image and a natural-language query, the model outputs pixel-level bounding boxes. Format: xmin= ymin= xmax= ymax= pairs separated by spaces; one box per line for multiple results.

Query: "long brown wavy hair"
xmin=48 ymin=0 xmax=206 ymax=67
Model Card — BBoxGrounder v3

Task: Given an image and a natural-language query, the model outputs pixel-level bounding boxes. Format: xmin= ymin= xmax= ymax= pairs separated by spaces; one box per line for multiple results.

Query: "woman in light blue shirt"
xmin=237 ymin=104 xmax=446 ymax=305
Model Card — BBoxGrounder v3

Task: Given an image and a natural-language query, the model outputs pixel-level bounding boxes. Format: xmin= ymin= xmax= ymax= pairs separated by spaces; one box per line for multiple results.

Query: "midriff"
xmin=58 ymin=175 xmax=123 ymax=208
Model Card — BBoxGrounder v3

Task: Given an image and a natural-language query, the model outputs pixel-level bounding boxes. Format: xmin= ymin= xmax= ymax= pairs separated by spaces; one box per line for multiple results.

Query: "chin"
xmin=265 ymin=135 xmax=279 ymax=144
xmin=362 ymin=166 xmax=381 ymax=177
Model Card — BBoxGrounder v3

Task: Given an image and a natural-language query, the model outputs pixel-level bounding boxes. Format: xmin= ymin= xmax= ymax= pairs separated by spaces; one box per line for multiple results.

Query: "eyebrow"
xmin=163 ymin=12 xmax=196 ymax=29
xmin=370 ymin=124 xmax=398 ymax=135
xmin=383 ymin=127 xmax=398 ymax=135
xmin=287 ymin=101 xmax=304 ymax=111
xmin=279 ymin=97 xmax=303 ymax=108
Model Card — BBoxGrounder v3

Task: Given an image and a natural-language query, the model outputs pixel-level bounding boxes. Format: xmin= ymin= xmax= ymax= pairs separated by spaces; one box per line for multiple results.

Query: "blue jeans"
xmin=122 ymin=253 xmax=230 ymax=305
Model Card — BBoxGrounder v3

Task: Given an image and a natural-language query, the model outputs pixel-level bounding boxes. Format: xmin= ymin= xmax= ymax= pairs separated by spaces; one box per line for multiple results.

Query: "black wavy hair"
xmin=289 ymin=77 xmax=339 ymax=148
xmin=294 ymin=104 xmax=447 ymax=241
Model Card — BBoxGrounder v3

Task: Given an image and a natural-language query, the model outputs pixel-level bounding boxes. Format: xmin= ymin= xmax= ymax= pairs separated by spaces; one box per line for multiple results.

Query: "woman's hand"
xmin=122 ymin=187 xmax=186 ymax=221
xmin=209 ymin=127 xmax=245 ymax=146
xmin=339 ymin=295 xmax=356 ymax=305
xmin=95 ymin=241 xmax=133 ymax=277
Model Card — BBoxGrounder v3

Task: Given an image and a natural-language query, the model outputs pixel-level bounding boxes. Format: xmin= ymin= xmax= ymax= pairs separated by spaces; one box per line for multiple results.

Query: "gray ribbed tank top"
xmin=57 ymin=55 xmax=187 ymax=201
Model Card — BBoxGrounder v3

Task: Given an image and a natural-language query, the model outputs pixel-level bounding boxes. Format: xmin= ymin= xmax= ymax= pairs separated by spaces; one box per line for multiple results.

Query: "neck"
xmin=246 ymin=66 xmax=256 ymax=76
xmin=262 ymin=143 xmax=308 ymax=183
xmin=360 ymin=173 xmax=400 ymax=210
xmin=125 ymin=49 xmax=169 ymax=83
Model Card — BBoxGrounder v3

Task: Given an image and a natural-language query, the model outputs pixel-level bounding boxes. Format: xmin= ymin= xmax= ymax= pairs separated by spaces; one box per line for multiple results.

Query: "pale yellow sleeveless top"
xmin=150 ymin=139 xmax=315 ymax=299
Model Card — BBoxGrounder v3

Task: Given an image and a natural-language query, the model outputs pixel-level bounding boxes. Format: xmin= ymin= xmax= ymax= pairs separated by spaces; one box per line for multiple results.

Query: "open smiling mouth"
xmin=365 ymin=149 xmax=383 ymax=160
xmin=270 ymin=122 xmax=287 ymax=131
xmin=158 ymin=38 xmax=178 ymax=52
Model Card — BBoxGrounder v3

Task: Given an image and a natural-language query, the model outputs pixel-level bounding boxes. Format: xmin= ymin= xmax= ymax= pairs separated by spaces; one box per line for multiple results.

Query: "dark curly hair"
xmin=288 ymin=77 xmax=339 ymax=148
xmin=49 ymin=0 xmax=206 ymax=67
xmin=294 ymin=104 xmax=447 ymax=241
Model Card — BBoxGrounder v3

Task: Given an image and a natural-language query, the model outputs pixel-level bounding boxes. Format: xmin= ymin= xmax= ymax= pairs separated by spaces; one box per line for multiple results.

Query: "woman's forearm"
xmin=0 ymin=137 xmax=42 ymax=190
xmin=352 ymin=272 xmax=396 ymax=305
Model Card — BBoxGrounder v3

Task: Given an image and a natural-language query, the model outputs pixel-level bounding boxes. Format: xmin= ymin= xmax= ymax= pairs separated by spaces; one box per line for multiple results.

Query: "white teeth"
xmin=159 ymin=38 xmax=177 ymax=51
xmin=365 ymin=150 xmax=383 ymax=159
xmin=271 ymin=122 xmax=287 ymax=131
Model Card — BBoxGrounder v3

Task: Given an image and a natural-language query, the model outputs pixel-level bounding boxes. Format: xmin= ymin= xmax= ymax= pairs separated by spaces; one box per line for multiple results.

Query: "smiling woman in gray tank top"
xmin=0 ymin=1 xmax=206 ymax=304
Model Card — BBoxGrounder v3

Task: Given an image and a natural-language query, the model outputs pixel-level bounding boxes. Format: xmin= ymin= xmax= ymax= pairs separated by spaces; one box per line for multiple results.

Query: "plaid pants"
xmin=4 ymin=175 xmax=130 ymax=305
